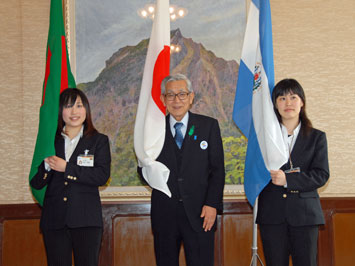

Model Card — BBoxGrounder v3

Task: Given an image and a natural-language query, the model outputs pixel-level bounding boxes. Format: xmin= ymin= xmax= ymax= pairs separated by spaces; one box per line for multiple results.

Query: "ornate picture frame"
xmin=63 ymin=0 xmax=247 ymax=201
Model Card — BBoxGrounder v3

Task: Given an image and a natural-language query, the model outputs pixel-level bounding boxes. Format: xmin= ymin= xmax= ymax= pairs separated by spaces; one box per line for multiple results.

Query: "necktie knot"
xmin=174 ymin=122 xmax=184 ymax=149
xmin=174 ymin=122 xmax=183 ymax=131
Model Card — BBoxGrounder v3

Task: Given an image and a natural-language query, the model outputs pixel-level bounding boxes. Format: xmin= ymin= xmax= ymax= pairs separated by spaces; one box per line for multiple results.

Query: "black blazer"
xmin=30 ymin=133 xmax=111 ymax=230
xmin=256 ymin=127 xmax=329 ymax=226
xmin=147 ymin=112 xmax=225 ymax=233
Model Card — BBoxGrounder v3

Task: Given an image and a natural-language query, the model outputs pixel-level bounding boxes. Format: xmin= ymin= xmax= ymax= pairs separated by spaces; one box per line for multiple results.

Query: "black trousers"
xmin=153 ymin=202 xmax=215 ymax=266
xmin=42 ymin=226 xmax=102 ymax=266
xmin=259 ymin=223 xmax=319 ymax=266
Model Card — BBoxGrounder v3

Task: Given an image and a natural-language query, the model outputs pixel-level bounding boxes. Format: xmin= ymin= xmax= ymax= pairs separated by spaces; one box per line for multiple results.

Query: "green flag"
xmin=29 ymin=0 xmax=76 ymax=206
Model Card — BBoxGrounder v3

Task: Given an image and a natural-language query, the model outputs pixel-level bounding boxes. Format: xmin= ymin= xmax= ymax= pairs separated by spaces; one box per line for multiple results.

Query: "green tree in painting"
xmin=223 ymin=136 xmax=247 ymax=185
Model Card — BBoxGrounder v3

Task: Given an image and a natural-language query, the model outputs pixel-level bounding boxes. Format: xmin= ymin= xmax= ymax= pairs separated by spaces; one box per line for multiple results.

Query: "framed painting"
xmin=63 ymin=0 xmax=248 ymax=200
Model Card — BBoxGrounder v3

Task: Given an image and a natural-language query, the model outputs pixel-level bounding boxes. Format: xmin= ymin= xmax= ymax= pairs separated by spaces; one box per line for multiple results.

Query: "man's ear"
xmin=189 ymin=92 xmax=195 ymax=105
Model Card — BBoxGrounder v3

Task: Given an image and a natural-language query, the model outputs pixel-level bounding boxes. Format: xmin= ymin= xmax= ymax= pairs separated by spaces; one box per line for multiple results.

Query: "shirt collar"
xmin=281 ymin=122 xmax=301 ymax=137
xmin=281 ymin=122 xmax=301 ymax=153
xmin=61 ymin=125 xmax=84 ymax=141
xmin=169 ymin=112 xmax=189 ymax=128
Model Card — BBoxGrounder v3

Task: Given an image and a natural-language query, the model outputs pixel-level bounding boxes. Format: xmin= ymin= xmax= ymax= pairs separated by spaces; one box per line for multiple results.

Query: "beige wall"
xmin=0 ymin=0 xmax=354 ymax=203
xmin=0 ymin=0 xmax=50 ymax=203
xmin=272 ymin=0 xmax=355 ymax=195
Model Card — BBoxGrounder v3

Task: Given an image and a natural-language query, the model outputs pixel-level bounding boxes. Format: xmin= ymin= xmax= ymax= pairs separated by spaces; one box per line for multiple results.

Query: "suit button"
xmin=73 ymin=177 xmax=77 ymax=181
xmin=64 ymin=181 xmax=68 ymax=186
xmin=43 ymin=173 xmax=48 ymax=180
xmin=63 ymin=197 xmax=67 ymax=202
xmin=283 ymin=194 xmax=287 ymax=198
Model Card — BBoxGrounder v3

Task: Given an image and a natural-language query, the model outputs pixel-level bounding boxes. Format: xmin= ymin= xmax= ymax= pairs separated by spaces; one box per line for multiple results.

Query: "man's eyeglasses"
xmin=164 ymin=92 xmax=190 ymax=101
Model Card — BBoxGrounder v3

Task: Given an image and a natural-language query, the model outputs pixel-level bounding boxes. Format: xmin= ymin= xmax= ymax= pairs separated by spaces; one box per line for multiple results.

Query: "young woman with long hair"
xmin=31 ymin=88 xmax=111 ymax=266
xmin=256 ymin=79 xmax=329 ymax=266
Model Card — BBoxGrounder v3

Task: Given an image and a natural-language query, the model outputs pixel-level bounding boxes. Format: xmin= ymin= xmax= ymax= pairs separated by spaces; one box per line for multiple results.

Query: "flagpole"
xmin=250 ymin=197 xmax=264 ymax=266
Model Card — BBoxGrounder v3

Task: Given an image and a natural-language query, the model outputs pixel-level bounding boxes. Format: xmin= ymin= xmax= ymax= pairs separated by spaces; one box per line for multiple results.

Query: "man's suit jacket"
xmin=30 ymin=133 xmax=111 ymax=230
xmin=149 ymin=112 xmax=225 ymax=233
xmin=256 ymin=127 xmax=329 ymax=226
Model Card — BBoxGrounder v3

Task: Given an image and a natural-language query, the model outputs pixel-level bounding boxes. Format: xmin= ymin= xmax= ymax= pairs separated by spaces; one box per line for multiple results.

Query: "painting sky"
xmin=75 ymin=0 xmax=246 ymax=83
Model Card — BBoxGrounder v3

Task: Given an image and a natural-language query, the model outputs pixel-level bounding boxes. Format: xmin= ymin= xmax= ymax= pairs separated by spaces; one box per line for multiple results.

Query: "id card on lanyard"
xmin=77 ymin=149 xmax=94 ymax=167
xmin=286 ymin=135 xmax=300 ymax=174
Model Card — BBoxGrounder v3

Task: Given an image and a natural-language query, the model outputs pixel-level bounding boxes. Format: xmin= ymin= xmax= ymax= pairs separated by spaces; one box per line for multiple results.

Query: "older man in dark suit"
xmin=142 ymin=73 xmax=225 ymax=266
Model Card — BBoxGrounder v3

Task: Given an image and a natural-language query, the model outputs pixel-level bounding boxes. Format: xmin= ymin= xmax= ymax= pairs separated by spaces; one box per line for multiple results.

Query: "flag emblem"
xmin=253 ymin=62 xmax=262 ymax=92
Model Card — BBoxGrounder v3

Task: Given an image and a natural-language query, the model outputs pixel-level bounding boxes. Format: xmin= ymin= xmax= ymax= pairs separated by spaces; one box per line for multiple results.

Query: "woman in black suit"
xmin=256 ymin=79 xmax=329 ymax=266
xmin=31 ymin=88 xmax=111 ymax=266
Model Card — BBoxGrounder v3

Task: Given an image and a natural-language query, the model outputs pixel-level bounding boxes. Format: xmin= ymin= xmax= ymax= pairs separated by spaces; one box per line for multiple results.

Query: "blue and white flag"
xmin=233 ymin=0 xmax=288 ymax=206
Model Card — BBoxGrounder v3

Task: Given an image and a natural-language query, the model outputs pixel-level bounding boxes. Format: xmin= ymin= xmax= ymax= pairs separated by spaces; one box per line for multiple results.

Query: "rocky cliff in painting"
xmin=79 ymin=28 xmax=246 ymax=186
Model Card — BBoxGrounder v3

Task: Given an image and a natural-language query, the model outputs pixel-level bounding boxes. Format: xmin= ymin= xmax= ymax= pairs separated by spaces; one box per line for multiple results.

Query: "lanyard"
xmin=287 ymin=134 xmax=295 ymax=169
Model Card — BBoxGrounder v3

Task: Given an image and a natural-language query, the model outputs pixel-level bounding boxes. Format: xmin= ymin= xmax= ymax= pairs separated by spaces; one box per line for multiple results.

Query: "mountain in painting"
xmin=78 ymin=28 xmax=246 ymax=186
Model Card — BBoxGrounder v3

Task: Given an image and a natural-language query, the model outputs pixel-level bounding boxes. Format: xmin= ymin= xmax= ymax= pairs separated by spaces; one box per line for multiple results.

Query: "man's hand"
xmin=45 ymin=156 xmax=67 ymax=172
xmin=270 ymin=169 xmax=286 ymax=186
xmin=200 ymin=205 xmax=217 ymax=232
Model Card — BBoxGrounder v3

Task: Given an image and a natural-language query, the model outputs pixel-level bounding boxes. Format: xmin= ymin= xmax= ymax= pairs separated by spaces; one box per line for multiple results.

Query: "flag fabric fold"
xmin=134 ymin=0 xmax=171 ymax=197
xmin=29 ymin=0 xmax=76 ymax=206
xmin=233 ymin=0 xmax=288 ymax=206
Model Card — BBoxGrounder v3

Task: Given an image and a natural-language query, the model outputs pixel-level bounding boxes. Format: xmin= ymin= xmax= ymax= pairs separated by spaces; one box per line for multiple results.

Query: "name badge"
xmin=77 ymin=155 xmax=94 ymax=167
xmin=284 ymin=167 xmax=300 ymax=174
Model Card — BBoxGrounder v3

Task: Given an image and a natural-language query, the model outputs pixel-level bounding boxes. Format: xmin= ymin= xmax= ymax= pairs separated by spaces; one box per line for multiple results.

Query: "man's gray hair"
xmin=161 ymin=74 xmax=192 ymax=94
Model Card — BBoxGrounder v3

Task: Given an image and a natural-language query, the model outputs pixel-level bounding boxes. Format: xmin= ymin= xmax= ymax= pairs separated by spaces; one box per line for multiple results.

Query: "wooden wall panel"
xmin=222 ymin=214 xmax=266 ymax=266
xmin=2 ymin=219 xmax=46 ymax=266
xmin=332 ymin=213 xmax=355 ymax=266
xmin=318 ymin=197 xmax=355 ymax=266
xmin=0 ymin=198 xmax=354 ymax=266
xmin=112 ymin=216 xmax=198 ymax=266
xmin=113 ymin=216 xmax=156 ymax=265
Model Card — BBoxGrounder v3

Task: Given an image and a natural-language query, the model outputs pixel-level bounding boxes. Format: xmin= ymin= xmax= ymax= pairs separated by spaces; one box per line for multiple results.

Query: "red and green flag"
xmin=29 ymin=0 xmax=76 ymax=205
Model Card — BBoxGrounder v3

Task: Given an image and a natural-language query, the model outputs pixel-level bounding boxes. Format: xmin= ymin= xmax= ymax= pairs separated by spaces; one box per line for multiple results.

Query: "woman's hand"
xmin=270 ymin=170 xmax=287 ymax=186
xmin=44 ymin=156 xmax=67 ymax=172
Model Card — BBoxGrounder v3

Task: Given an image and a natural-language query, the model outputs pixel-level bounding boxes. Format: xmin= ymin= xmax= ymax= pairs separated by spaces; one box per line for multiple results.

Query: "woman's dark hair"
xmin=272 ymin=78 xmax=312 ymax=135
xmin=56 ymin=88 xmax=97 ymax=138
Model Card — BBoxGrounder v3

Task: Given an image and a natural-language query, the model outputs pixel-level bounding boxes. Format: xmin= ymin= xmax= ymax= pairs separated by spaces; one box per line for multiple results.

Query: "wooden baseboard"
xmin=0 ymin=197 xmax=354 ymax=266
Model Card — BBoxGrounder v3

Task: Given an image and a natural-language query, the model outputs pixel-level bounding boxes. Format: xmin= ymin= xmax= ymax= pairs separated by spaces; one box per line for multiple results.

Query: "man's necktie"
xmin=174 ymin=122 xmax=184 ymax=149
